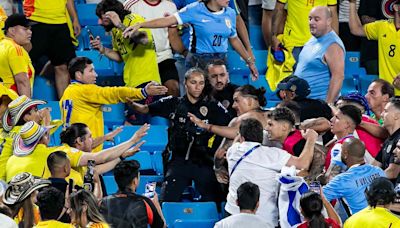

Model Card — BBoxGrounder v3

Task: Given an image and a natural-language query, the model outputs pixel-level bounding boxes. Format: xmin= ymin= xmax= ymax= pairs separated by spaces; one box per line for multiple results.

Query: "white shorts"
xmin=262 ymin=0 xmax=276 ymax=10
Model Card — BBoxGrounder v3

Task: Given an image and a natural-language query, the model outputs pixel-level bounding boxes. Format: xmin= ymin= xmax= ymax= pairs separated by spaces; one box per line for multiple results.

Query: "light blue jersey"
xmin=173 ymin=0 xmax=239 ymax=50
xmin=323 ymin=164 xmax=385 ymax=215
xmin=294 ymin=31 xmax=345 ymax=100
xmin=174 ymin=2 xmax=237 ymax=54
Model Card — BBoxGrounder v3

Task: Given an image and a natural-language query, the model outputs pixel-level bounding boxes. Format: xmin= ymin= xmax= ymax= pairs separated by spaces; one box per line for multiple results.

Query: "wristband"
xmin=141 ymin=87 xmax=148 ymax=98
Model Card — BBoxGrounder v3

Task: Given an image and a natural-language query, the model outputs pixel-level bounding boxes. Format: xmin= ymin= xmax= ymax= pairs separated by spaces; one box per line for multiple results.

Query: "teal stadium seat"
xmin=102 ymin=103 xmax=125 ymax=130
xmin=32 ymin=76 xmax=58 ymax=101
xmin=76 ymin=50 xmax=115 ymax=76
xmin=249 ymin=25 xmax=267 ymax=50
xmin=76 ymin=4 xmax=98 ymax=26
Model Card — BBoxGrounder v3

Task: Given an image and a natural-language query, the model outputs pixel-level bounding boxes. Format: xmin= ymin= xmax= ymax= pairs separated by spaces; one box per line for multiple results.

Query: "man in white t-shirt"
xmin=215 ymin=181 xmax=270 ymax=228
xmin=225 ymin=118 xmax=318 ymax=227
xmin=124 ymin=0 xmax=184 ymax=97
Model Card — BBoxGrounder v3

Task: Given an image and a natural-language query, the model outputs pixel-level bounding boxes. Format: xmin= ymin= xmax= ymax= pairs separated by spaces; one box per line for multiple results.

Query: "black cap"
xmin=277 ymin=75 xmax=311 ymax=99
xmin=3 ymin=14 xmax=35 ymax=31
xmin=367 ymin=177 xmax=395 ymax=199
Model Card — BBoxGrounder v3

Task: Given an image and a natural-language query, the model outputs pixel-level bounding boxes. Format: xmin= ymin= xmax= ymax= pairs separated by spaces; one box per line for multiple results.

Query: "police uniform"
xmin=148 ymin=95 xmax=231 ymax=202
xmin=375 ymin=128 xmax=400 ymax=184
xmin=213 ymin=83 xmax=238 ymax=118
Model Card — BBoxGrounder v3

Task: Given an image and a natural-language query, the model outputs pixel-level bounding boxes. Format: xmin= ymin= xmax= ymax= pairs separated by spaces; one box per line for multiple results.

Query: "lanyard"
xmin=230 ymin=144 xmax=261 ymax=176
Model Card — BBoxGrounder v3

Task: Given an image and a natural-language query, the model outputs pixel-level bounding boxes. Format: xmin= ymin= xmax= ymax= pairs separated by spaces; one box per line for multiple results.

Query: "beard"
xmin=103 ymin=24 xmax=115 ymax=32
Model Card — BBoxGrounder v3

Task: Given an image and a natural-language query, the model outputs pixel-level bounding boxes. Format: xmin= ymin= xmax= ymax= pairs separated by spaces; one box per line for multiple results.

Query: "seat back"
xmin=162 ymin=202 xmax=219 ymax=227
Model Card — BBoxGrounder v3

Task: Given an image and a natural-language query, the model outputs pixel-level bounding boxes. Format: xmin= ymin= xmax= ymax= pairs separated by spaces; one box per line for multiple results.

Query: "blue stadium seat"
xmin=173 ymin=219 xmax=218 ymax=228
xmin=149 ymin=116 xmax=169 ymax=126
xmin=102 ymin=103 xmax=125 ymax=130
xmin=162 ymin=202 xmax=219 ymax=228
xmin=248 ymin=76 xmax=280 ymax=108
xmin=76 ymin=29 xmax=89 ymax=51
xmin=76 ymin=50 xmax=115 ymax=76
xmin=32 ymin=76 xmax=58 ymax=101
xmin=249 ymin=25 xmax=267 ymax=50
xmin=76 ymin=4 xmax=98 ymax=26
xmin=152 ymin=151 xmax=164 ymax=176
xmin=126 ymin=151 xmax=154 ymax=172
xmin=113 ymin=125 xmax=168 ymax=152
xmin=114 ymin=62 xmax=125 ymax=76
xmin=103 ymin=174 xmax=163 ymax=195
xmin=103 ymin=175 xmax=118 ymax=195
xmin=227 ymin=50 xmax=268 ymax=75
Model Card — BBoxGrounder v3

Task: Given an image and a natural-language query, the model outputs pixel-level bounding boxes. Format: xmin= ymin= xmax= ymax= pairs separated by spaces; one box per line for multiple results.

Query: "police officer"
xmin=128 ymin=67 xmax=232 ymax=202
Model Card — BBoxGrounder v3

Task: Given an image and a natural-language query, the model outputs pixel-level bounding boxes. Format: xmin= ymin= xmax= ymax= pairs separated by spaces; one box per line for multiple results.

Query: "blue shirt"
xmin=173 ymin=0 xmax=239 ymax=50
xmin=294 ymin=31 xmax=345 ymax=100
xmin=174 ymin=2 xmax=237 ymax=54
xmin=323 ymin=164 xmax=385 ymax=214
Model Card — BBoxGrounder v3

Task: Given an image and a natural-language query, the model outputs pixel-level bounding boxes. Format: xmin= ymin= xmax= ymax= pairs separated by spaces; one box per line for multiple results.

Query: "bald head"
xmin=309 ymin=6 xmax=333 ymax=37
xmin=342 ymin=138 xmax=365 ymax=159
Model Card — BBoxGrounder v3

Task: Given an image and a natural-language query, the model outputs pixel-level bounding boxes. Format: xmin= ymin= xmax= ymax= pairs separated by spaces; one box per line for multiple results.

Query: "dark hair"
xmin=235 ymin=85 xmax=267 ymax=107
xmin=365 ymin=177 xmax=396 ymax=208
xmin=68 ymin=57 xmax=93 ymax=80
xmin=389 ymin=96 xmax=400 ymax=111
xmin=36 ymin=187 xmax=65 ymax=221
xmin=8 ymin=198 xmax=35 ymax=228
xmin=0 ymin=204 xmax=12 ymax=217
xmin=95 ymin=0 xmax=130 ymax=20
xmin=268 ymin=107 xmax=296 ymax=127
xmin=16 ymin=105 xmax=38 ymax=126
xmin=114 ymin=160 xmax=140 ymax=191
xmin=70 ymin=190 xmax=106 ymax=225
xmin=237 ymin=182 xmax=260 ymax=211
xmin=205 ymin=59 xmax=227 ymax=74
xmin=60 ymin=123 xmax=88 ymax=147
xmin=300 ymin=192 xmax=328 ymax=228
xmin=239 ymin=118 xmax=263 ymax=143
xmin=373 ymin=79 xmax=395 ymax=98
xmin=339 ymin=105 xmax=362 ymax=126
xmin=47 ymin=151 xmax=68 ymax=175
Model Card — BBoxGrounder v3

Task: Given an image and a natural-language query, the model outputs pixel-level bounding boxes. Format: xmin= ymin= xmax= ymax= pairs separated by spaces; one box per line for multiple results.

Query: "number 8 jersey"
xmin=365 ymin=20 xmax=400 ymax=95
xmin=174 ymin=1 xmax=237 ymax=54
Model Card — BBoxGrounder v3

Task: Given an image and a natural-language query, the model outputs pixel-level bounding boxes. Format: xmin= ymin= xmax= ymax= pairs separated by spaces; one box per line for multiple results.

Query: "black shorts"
xmin=158 ymin=58 xmax=179 ymax=83
xmin=29 ymin=23 xmax=76 ymax=66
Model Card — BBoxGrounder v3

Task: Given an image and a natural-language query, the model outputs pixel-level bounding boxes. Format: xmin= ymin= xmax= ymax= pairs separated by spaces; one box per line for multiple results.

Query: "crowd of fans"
xmin=0 ymin=0 xmax=400 ymax=227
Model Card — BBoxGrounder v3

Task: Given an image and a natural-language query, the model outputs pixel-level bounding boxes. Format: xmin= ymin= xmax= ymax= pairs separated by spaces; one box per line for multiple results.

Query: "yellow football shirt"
xmin=23 ymin=0 xmax=68 ymax=24
xmin=6 ymin=144 xmax=52 ymax=182
xmin=0 ymin=6 xmax=6 ymax=40
xmin=60 ymin=83 xmax=145 ymax=152
xmin=344 ymin=206 xmax=400 ymax=228
xmin=0 ymin=38 xmax=35 ymax=94
xmin=279 ymin=0 xmax=337 ymax=47
xmin=0 ymin=126 xmax=21 ymax=181
xmin=365 ymin=20 xmax=400 ymax=95
xmin=34 ymin=220 xmax=72 ymax=228
xmin=112 ymin=13 xmax=161 ymax=88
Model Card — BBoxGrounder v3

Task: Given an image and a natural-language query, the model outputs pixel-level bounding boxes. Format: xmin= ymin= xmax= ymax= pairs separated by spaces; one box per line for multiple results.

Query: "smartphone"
xmin=144 ymin=182 xmax=156 ymax=198
xmin=68 ymin=179 xmax=74 ymax=194
xmin=309 ymin=181 xmax=321 ymax=193
xmin=87 ymin=28 xmax=95 ymax=41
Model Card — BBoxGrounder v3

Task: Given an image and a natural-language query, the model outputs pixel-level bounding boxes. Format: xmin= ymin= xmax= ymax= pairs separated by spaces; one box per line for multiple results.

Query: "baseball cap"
xmin=277 ymin=75 xmax=311 ymax=99
xmin=3 ymin=14 xmax=35 ymax=31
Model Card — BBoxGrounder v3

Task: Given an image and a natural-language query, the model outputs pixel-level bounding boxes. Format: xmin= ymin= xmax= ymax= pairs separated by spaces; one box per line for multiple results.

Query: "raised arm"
xmin=270 ymin=2 xmax=286 ymax=49
xmin=123 ymin=15 xmax=178 ymax=39
xmin=348 ymin=0 xmax=367 ymax=37
xmin=286 ymin=129 xmax=318 ymax=170
xmin=329 ymin=4 xmax=339 ymax=35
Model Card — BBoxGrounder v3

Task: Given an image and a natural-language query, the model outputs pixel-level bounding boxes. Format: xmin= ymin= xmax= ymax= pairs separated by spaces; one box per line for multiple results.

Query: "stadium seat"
xmin=76 ymin=4 xmax=98 ymax=26
xmin=227 ymin=50 xmax=268 ymax=75
xmin=103 ymin=174 xmax=163 ymax=195
xmin=249 ymin=25 xmax=267 ymax=50
xmin=76 ymin=50 xmax=115 ymax=76
xmin=102 ymin=103 xmax=125 ymax=130
xmin=32 ymin=76 xmax=58 ymax=101
xmin=152 ymin=151 xmax=164 ymax=176
xmin=103 ymin=175 xmax=118 ymax=195
xmin=230 ymin=74 xmax=249 ymax=86
xmin=113 ymin=125 xmax=168 ymax=152
xmin=162 ymin=202 xmax=219 ymax=228
xmin=149 ymin=116 xmax=169 ymax=126
xmin=173 ymin=219 xmax=218 ymax=228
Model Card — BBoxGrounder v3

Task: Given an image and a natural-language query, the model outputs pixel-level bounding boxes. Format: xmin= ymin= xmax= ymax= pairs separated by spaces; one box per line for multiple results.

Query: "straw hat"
xmin=13 ymin=121 xmax=52 ymax=157
xmin=2 ymin=95 xmax=46 ymax=132
xmin=2 ymin=172 xmax=50 ymax=205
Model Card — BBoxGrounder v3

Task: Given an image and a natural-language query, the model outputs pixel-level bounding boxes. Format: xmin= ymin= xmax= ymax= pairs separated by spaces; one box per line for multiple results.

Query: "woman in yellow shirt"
xmin=69 ymin=189 xmax=109 ymax=228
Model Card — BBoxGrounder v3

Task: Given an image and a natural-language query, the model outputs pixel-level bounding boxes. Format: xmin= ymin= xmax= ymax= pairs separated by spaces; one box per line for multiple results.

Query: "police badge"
xmin=200 ymin=106 xmax=208 ymax=116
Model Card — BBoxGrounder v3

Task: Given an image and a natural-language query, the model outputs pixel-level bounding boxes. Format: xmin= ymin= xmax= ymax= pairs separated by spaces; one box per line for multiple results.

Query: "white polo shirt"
xmin=226 ymin=142 xmax=291 ymax=226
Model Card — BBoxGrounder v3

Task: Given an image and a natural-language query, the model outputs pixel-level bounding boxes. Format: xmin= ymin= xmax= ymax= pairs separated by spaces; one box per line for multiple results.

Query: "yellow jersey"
xmin=23 ymin=0 xmax=68 ymax=24
xmin=0 ymin=38 xmax=35 ymax=94
xmin=344 ymin=206 xmax=400 ymax=228
xmin=34 ymin=220 xmax=72 ymax=228
xmin=0 ymin=126 xmax=21 ymax=180
xmin=112 ymin=13 xmax=161 ymax=88
xmin=279 ymin=0 xmax=337 ymax=47
xmin=0 ymin=6 xmax=6 ymax=40
xmin=6 ymin=144 xmax=52 ymax=182
xmin=87 ymin=222 xmax=110 ymax=228
xmin=15 ymin=205 xmax=41 ymax=226
xmin=60 ymin=82 xmax=145 ymax=152
xmin=365 ymin=20 xmax=400 ymax=95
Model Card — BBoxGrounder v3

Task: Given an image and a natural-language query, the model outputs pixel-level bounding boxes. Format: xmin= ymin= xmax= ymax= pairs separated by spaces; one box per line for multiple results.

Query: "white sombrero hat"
xmin=13 ymin=121 xmax=52 ymax=157
xmin=2 ymin=95 xmax=46 ymax=132
xmin=2 ymin=172 xmax=50 ymax=205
